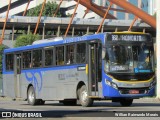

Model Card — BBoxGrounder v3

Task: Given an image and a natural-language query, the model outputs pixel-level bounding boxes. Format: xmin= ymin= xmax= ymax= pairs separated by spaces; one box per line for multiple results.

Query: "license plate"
xmin=129 ymin=90 xmax=139 ymax=94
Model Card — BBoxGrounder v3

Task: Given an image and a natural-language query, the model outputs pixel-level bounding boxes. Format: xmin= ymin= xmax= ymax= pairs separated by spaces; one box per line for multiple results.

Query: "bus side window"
xmin=66 ymin=44 xmax=75 ymax=65
xmin=76 ymin=43 xmax=86 ymax=63
xmin=56 ymin=46 xmax=64 ymax=65
xmin=33 ymin=49 xmax=42 ymax=68
xmin=6 ymin=54 xmax=14 ymax=71
xmin=45 ymin=49 xmax=53 ymax=66
xmin=22 ymin=51 xmax=31 ymax=69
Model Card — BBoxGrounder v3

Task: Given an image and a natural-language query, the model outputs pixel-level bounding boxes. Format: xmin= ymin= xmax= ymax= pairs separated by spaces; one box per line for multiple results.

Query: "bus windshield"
xmin=104 ymin=45 xmax=154 ymax=73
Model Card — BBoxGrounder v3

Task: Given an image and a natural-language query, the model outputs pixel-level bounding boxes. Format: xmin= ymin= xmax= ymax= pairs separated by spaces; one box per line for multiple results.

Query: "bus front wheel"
xmin=27 ymin=86 xmax=38 ymax=105
xmin=120 ymin=98 xmax=133 ymax=106
xmin=79 ymin=85 xmax=93 ymax=107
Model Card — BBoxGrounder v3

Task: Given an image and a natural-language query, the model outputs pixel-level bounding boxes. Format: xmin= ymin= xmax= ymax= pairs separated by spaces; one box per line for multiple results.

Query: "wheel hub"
xmin=81 ymin=90 xmax=88 ymax=102
xmin=29 ymin=91 xmax=34 ymax=102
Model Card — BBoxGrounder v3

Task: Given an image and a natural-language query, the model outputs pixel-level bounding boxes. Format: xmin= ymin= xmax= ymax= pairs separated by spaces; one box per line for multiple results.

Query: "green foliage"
xmin=14 ymin=33 xmax=41 ymax=47
xmin=27 ymin=1 xmax=61 ymax=17
xmin=0 ymin=44 xmax=8 ymax=74
xmin=66 ymin=13 xmax=72 ymax=17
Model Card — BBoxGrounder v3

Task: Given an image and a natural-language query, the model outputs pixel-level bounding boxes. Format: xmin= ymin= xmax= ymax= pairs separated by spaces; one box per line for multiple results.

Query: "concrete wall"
xmin=0 ymin=0 xmax=18 ymax=8
xmin=0 ymin=0 xmax=37 ymax=16
xmin=65 ymin=1 xmax=98 ymax=19
xmin=0 ymin=0 xmax=58 ymax=16
xmin=3 ymin=40 xmax=15 ymax=48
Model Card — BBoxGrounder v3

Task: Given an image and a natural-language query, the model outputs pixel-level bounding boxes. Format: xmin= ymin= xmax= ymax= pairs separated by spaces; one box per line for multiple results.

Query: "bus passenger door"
xmin=88 ymin=43 xmax=101 ymax=96
xmin=14 ymin=53 xmax=22 ymax=98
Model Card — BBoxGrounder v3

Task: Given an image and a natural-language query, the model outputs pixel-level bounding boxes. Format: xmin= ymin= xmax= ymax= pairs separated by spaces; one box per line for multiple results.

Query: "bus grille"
xmin=108 ymin=73 xmax=154 ymax=81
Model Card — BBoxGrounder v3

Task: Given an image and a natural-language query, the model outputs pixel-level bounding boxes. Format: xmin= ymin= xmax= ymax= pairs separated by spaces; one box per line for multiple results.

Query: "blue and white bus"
xmin=3 ymin=32 xmax=155 ymax=107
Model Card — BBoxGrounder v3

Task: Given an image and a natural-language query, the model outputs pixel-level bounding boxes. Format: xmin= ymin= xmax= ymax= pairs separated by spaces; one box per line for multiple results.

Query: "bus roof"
xmin=113 ymin=31 xmax=146 ymax=34
xmin=3 ymin=31 xmax=150 ymax=53
xmin=4 ymin=33 xmax=105 ymax=53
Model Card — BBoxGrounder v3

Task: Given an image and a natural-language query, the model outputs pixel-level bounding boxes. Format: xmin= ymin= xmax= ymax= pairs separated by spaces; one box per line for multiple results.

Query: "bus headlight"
xmin=105 ymin=79 xmax=118 ymax=89
xmin=105 ymin=80 xmax=111 ymax=86
xmin=111 ymin=82 xmax=118 ymax=89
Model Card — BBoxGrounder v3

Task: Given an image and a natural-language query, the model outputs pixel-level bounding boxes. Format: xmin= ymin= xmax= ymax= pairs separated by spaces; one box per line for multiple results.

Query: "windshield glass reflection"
xmin=104 ymin=45 xmax=154 ymax=73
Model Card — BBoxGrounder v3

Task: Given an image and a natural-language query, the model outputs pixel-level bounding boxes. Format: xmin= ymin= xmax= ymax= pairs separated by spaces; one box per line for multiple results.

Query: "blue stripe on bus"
xmin=3 ymin=71 xmax=14 ymax=74
xmin=3 ymin=64 xmax=86 ymax=74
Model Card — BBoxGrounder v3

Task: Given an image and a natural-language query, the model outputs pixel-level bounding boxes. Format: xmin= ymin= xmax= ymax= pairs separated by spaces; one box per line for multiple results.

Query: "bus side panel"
xmin=21 ymin=66 xmax=88 ymax=101
xmin=39 ymin=70 xmax=57 ymax=100
xmin=3 ymin=73 xmax=15 ymax=98
xmin=21 ymin=69 xmax=57 ymax=100
xmin=21 ymin=70 xmax=43 ymax=100
xmin=55 ymin=68 xmax=88 ymax=100
xmin=40 ymin=67 xmax=88 ymax=100
xmin=22 ymin=69 xmax=57 ymax=100
xmin=20 ymin=73 xmax=30 ymax=99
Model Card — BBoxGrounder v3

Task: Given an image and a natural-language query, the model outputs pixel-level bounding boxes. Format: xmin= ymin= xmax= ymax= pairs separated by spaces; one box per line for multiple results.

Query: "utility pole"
xmin=34 ymin=0 xmax=46 ymax=35
xmin=156 ymin=0 xmax=160 ymax=99
xmin=0 ymin=0 xmax=11 ymax=44
xmin=64 ymin=0 xmax=80 ymax=37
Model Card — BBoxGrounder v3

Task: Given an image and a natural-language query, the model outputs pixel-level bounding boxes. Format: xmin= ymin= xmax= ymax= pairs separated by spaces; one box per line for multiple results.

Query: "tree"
xmin=0 ymin=44 xmax=8 ymax=74
xmin=14 ymin=33 xmax=41 ymax=47
xmin=27 ymin=1 xmax=61 ymax=17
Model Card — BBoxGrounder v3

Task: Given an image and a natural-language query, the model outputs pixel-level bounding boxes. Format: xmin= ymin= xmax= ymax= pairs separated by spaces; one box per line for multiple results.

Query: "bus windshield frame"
xmin=104 ymin=33 xmax=154 ymax=74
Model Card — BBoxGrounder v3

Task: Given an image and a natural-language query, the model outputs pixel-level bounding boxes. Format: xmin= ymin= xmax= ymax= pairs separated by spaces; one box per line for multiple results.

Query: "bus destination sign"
xmin=107 ymin=34 xmax=150 ymax=42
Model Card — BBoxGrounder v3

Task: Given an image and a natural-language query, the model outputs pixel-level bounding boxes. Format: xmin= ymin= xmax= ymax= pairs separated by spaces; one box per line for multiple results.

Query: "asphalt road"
xmin=0 ymin=97 xmax=160 ymax=120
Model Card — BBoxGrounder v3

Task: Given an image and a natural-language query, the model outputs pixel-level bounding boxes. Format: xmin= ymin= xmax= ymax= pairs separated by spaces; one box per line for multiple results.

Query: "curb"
xmin=139 ymin=97 xmax=160 ymax=102
xmin=0 ymin=96 xmax=25 ymax=101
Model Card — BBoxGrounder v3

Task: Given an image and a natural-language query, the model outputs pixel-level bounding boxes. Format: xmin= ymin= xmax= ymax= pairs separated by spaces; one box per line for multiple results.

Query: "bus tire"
xmin=120 ymin=98 xmax=133 ymax=106
xmin=27 ymin=86 xmax=38 ymax=105
xmin=79 ymin=85 xmax=93 ymax=107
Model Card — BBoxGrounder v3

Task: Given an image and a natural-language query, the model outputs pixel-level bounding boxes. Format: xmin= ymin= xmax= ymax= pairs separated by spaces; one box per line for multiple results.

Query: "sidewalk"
xmin=0 ymin=96 xmax=12 ymax=101
xmin=139 ymin=97 xmax=160 ymax=103
xmin=0 ymin=96 xmax=24 ymax=101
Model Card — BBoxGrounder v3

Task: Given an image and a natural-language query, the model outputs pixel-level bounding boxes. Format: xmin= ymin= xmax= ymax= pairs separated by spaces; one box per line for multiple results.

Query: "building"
xmin=65 ymin=1 xmax=96 ymax=19
xmin=0 ymin=0 xmax=156 ymax=19
xmin=106 ymin=0 xmax=153 ymax=20
xmin=64 ymin=0 xmax=108 ymax=19
xmin=63 ymin=0 xmax=155 ymax=19
xmin=0 ymin=0 xmax=106 ymax=19
xmin=0 ymin=0 xmax=69 ymax=16
xmin=0 ymin=0 xmax=40 ymax=16
xmin=149 ymin=0 xmax=156 ymax=15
